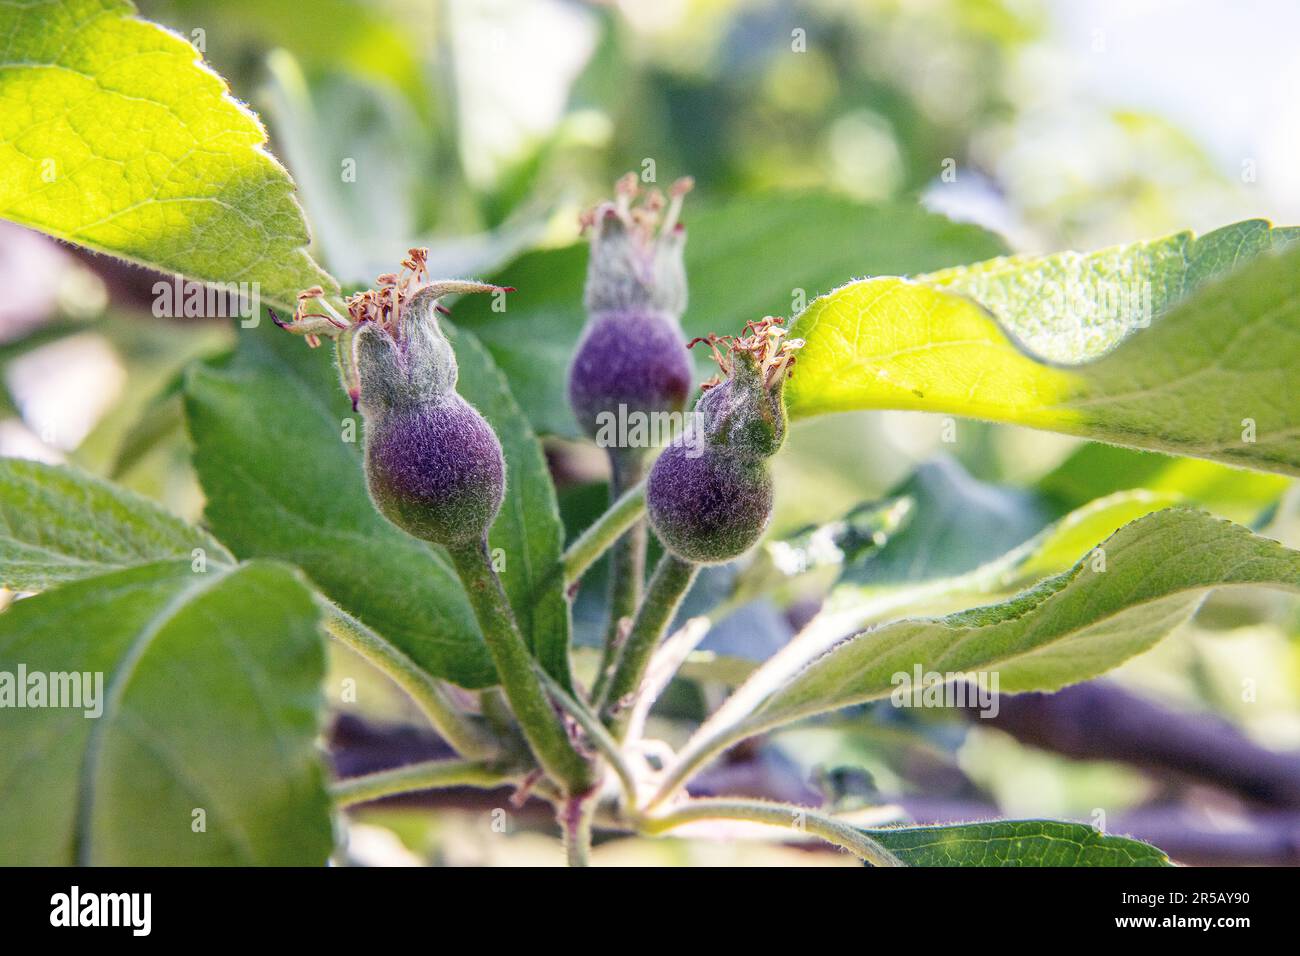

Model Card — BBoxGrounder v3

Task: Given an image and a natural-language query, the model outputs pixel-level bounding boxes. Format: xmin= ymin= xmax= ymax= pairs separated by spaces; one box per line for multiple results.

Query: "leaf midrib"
xmin=73 ymin=562 xmax=234 ymax=865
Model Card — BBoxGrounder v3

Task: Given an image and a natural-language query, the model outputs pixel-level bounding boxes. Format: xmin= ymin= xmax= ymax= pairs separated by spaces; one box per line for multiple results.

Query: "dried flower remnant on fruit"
xmin=646 ymin=317 xmax=802 ymax=564
xmin=691 ymin=316 xmax=803 ymax=393
xmin=569 ymin=175 xmax=696 ymax=439
xmin=274 ymin=248 xmax=511 ymax=411
xmin=579 ymin=172 xmax=694 ymax=317
xmin=687 ymin=316 xmax=803 ymax=459
xmin=279 ymin=252 xmax=513 ymax=548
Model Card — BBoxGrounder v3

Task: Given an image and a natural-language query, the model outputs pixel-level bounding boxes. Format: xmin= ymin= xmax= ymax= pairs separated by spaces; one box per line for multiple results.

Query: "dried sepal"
xmin=581 ymin=173 xmax=694 ymax=318
xmin=277 ymin=249 xmax=512 ymax=411
xmin=276 ymin=248 xmax=510 ymax=342
xmin=689 ymin=316 xmax=803 ymax=392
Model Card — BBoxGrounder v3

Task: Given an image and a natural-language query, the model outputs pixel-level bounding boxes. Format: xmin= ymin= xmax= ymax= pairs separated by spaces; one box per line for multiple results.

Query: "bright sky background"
xmin=1052 ymin=0 xmax=1300 ymax=221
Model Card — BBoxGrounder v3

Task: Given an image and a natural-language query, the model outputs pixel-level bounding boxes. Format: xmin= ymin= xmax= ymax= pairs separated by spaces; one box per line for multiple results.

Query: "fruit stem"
xmin=332 ymin=759 xmax=518 ymax=808
xmin=448 ymin=538 xmax=595 ymax=795
xmin=560 ymin=477 xmax=647 ymax=587
xmin=636 ymin=798 xmax=903 ymax=867
xmin=590 ymin=449 xmax=647 ymax=703
xmin=598 ymin=552 xmax=699 ymax=738
xmin=536 ymin=667 xmax=639 ymax=808
xmin=560 ymin=792 xmax=597 ymax=867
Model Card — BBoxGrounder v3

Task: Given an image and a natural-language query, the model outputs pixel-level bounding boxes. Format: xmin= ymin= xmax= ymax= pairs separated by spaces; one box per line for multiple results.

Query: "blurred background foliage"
xmin=4 ymin=0 xmax=1300 ymax=864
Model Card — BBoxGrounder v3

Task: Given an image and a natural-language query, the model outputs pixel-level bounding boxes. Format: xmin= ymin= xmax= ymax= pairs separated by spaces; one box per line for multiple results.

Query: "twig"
xmin=332 ymin=759 xmax=516 ymax=807
xmin=560 ymin=479 xmax=647 ymax=586
xmin=637 ymin=798 xmax=903 ymax=866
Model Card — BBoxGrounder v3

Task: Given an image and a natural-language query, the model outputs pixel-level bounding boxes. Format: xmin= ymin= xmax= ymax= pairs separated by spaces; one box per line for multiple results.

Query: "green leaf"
xmin=258 ymin=53 xmax=426 ymax=284
xmin=836 ymin=458 xmax=1049 ymax=588
xmin=925 ymin=218 xmax=1300 ymax=361
xmin=746 ymin=509 xmax=1300 ymax=734
xmin=0 ymin=560 xmax=331 ymax=865
xmin=258 ymin=53 xmax=540 ymax=287
xmin=707 ymin=477 xmax=1179 ymax=691
xmin=786 ymin=221 xmax=1300 ymax=475
xmin=182 ymin=326 xmax=495 ymax=688
xmin=0 ymin=0 xmax=335 ymax=309
xmin=451 ymin=195 xmax=1007 ymax=437
xmin=1037 ymin=442 xmax=1290 ymax=524
xmin=924 ymin=219 xmax=1299 ymax=362
xmin=443 ymin=325 xmax=573 ymax=687
xmin=863 ymin=820 xmax=1171 ymax=867
xmin=0 ymin=458 xmax=231 ymax=590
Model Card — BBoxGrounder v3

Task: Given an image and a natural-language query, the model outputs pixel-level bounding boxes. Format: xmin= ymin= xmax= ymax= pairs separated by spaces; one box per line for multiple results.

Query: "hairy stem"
xmin=320 ymin=601 xmax=494 ymax=760
xmin=599 ymin=552 xmax=699 ymax=738
xmin=478 ymin=688 xmax=521 ymax=745
xmin=638 ymin=799 xmax=903 ymax=867
xmin=332 ymin=759 xmax=515 ymax=808
xmin=560 ymin=793 xmax=597 ymax=867
xmin=590 ymin=449 xmax=647 ymax=702
xmin=561 ymin=478 xmax=647 ymax=587
xmin=449 ymin=538 xmax=594 ymax=795
xmin=537 ymin=668 xmax=639 ymax=808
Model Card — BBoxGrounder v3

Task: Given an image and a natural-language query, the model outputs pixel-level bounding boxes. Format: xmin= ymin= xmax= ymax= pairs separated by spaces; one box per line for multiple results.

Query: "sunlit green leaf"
xmin=787 ymin=221 xmax=1300 ymax=476
xmin=0 ymin=0 xmax=335 ymax=309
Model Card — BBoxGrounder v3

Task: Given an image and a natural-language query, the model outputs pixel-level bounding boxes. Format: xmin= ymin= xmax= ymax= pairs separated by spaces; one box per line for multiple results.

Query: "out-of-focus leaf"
xmin=1038 ymin=442 xmax=1290 ymax=524
xmin=259 ymin=54 xmax=426 ymax=283
xmin=0 ymin=560 xmax=331 ymax=865
xmin=0 ymin=0 xmax=336 ymax=310
xmin=159 ymin=0 xmax=427 ymax=103
xmin=836 ymin=458 xmax=1048 ymax=588
xmin=260 ymin=52 xmax=550 ymax=287
xmin=73 ymin=315 xmax=230 ymax=475
xmin=0 ymin=458 xmax=230 ymax=590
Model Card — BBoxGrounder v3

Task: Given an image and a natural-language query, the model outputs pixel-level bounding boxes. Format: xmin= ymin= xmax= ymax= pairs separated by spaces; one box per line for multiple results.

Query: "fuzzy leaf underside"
xmin=0 ymin=458 xmax=231 ymax=590
xmin=923 ymin=219 xmax=1299 ymax=362
xmin=787 ymin=221 xmax=1300 ymax=476
xmin=0 ymin=560 xmax=331 ymax=865
xmin=0 ymin=0 xmax=335 ymax=309
xmin=749 ymin=509 xmax=1300 ymax=732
